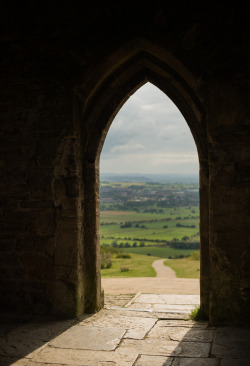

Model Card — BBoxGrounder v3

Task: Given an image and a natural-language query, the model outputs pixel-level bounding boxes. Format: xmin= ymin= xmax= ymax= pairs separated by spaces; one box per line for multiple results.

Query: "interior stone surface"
xmin=0 ymin=294 xmax=248 ymax=365
xmin=0 ymin=0 xmax=250 ymax=328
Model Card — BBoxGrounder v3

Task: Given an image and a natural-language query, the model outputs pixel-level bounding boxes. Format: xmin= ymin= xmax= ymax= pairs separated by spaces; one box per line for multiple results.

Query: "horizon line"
xmin=101 ymin=172 xmax=199 ymax=175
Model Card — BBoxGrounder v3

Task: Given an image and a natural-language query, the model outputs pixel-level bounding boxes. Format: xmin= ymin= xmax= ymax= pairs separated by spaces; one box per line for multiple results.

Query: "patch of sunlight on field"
xmin=125 ymin=246 xmax=194 ymax=258
xmin=101 ymin=253 xmax=159 ymax=277
xmin=164 ymin=258 xmax=200 ymax=278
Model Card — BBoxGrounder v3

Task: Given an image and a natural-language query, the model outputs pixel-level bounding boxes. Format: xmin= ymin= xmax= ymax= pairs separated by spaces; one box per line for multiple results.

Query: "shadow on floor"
xmin=0 ymin=294 xmax=250 ymax=366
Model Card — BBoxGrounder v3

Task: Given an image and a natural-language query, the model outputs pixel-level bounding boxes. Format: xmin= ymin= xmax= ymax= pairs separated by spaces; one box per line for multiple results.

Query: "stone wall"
xmin=0 ymin=16 xmax=87 ymax=315
xmin=207 ymin=85 xmax=250 ymax=325
xmin=0 ymin=2 xmax=249 ymax=324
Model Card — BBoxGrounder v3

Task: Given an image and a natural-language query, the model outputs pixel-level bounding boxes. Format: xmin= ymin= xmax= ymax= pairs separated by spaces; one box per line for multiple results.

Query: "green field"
xmin=101 ymin=252 xmax=158 ymax=277
xmin=100 ymin=207 xmax=200 ymax=245
xmin=100 ymin=181 xmax=200 ymax=277
xmin=123 ymin=246 xmax=194 ymax=259
xmin=164 ymin=257 xmax=200 ymax=278
xmin=101 ymin=181 xmax=199 ymax=191
xmin=100 ymin=247 xmax=200 ymax=278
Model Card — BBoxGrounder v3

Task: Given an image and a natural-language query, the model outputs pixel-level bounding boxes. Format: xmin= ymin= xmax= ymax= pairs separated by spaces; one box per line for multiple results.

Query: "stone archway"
xmin=1 ymin=2 xmax=249 ymax=328
xmin=79 ymin=38 xmax=209 ymax=318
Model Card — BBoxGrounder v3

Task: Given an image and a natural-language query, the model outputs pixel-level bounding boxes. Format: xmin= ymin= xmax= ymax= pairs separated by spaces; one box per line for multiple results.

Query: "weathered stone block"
xmin=81 ymin=314 xmax=157 ymax=339
xmin=35 ymin=209 xmax=55 ymax=237
xmin=116 ymin=338 xmax=211 ymax=357
xmin=33 ymin=347 xmax=137 ymax=365
xmin=54 ymin=230 xmax=78 ymax=267
xmin=46 ymin=280 xmax=80 ymax=318
xmin=50 ymin=325 xmax=126 ymax=350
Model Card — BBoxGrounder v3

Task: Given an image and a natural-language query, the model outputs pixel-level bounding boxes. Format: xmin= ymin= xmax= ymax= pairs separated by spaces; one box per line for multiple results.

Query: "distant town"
xmin=100 ymin=177 xmax=199 ymax=212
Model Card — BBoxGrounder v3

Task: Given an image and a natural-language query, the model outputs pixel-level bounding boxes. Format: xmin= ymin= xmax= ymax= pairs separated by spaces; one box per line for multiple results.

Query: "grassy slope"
xmin=164 ymin=258 xmax=200 ymax=278
xmin=100 ymin=183 xmax=200 ymax=278
xmin=101 ymin=252 xmax=200 ymax=278
xmin=101 ymin=253 xmax=158 ymax=277
xmin=124 ymin=246 xmax=194 ymax=258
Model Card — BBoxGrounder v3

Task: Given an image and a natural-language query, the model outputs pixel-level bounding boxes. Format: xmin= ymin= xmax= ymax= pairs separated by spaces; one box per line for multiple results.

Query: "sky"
xmin=100 ymin=82 xmax=199 ymax=175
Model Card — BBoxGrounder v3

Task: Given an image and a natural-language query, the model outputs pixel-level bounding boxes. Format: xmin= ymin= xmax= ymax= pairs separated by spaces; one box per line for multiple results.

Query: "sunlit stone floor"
xmin=0 ymin=293 xmax=249 ymax=366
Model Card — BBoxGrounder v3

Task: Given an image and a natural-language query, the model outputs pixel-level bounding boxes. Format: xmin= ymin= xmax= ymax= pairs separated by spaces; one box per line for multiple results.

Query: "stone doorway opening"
xmin=81 ymin=41 xmax=209 ymax=319
xmin=99 ymin=82 xmax=201 ymax=308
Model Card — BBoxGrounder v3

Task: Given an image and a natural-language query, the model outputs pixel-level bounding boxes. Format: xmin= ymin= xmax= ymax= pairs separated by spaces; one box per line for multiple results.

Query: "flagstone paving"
xmin=0 ymin=293 xmax=249 ymax=365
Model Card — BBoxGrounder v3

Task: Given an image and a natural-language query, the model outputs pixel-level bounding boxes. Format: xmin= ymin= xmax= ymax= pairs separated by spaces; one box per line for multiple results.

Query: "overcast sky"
xmin=100 ymin=82 xmax=199 ymax=175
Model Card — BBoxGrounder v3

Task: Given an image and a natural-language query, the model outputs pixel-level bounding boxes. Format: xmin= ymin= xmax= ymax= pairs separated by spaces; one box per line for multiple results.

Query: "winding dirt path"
xmin=152 ymin=258 xmax=176 ymax=278
xmin=102 ymin=258 xmax=200 ymax=295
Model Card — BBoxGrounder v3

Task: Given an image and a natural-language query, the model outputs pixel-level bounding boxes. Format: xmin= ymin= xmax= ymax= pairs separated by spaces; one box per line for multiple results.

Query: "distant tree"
xmin=101 ymin=252 xmax=112 ymax=269
xmin=120 ymin=221 xmax=132 ymax=228
xmin=112 ymin=240 xmax=118 ymax=248
xmin=133 ymin=242 xmax=137 ymax=247
xmin=139 ymin=241 xmax=145 ymax=247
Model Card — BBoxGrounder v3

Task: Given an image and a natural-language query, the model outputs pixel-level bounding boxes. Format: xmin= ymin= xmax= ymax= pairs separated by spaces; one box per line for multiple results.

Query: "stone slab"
xmin=0 ymin=319 xmax=75 ymax=358
xmin=0 ymin=356 xmax=25 ymax=366
xmin=135 ymin=355 xmax=174 ymax=366
xmin=147 ymin=322 xmax=214 ymax=342
xmin=126 ymin=302 xmax=195 ymax=314
xmin=220 ymin=360 xmax=250 ymax=366
xmin=33 ymin=346 xmax=137 ymax=365
xmin=211 ymin=343 xmax=250 ymax=360
xmin=211 ymin=327 xmax=250 ymax=359
xmin=80 ymin=314 xmax=157 ymax=339
xmin=172 ymin=358 xmax=218 ymax=365
xmin=104 ymin=294 xmax=135 ymax=307
xmin=152 ymin=304 xmax=197 ymax=312
xmin=154 ymin=320 xmax=208 ymax=328
xmin=102 ymin=307 xmax=188 ymax=319
xmin=4 ymin=359 xmax=82 ymax=366
xmin=214 ymin=327 xmax=250 ymax=347
xmin=50 ymin=325 xmax=126 ymax=351
xmin=127 ymin=302 xmax=152 ymax=310
xmin=116 ymin=339 xmax=211 ymax=357
xmin=133 ymin=294 xmax=200 ymax=305
xmin=214 ymin=327 xmax=250 ymax=345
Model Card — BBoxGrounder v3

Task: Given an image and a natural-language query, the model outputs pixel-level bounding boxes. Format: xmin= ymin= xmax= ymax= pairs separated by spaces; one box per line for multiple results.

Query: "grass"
xmin=100 ymin=207 xmax=200 ymax=243
xmin=164 ymin=257 xmax=200 ymax=278
xmin=189 ymin=306 xmax=208 ymax=321
xmin=101 ymin=252 xmax=159 ymax=277
xmin=189 ymin=306 xmax=202 ymax=320
xmin=124 ymin=246 xmax=194 ymax=259
xmin=189 ymin=250 xmax=200 ymax=260
xmin=101 ymin=182 xmax=198 ymax=189
xmin=100 ymin=207 xmax=199 ymax=224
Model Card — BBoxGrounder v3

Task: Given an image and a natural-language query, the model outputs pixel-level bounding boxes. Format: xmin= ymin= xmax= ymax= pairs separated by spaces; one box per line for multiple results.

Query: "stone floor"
xmin=0 ymin=293 xmax=250 ymax=366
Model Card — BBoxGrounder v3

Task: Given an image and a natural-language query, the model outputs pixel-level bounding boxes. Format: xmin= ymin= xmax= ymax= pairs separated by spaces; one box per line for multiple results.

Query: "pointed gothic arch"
xmin=79 ymin=38 xmax=210 ymax=318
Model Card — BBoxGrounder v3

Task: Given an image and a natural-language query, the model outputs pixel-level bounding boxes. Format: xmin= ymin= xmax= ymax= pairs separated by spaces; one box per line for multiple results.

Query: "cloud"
xmin=101 ymin=82 xmax=198 ymax=174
